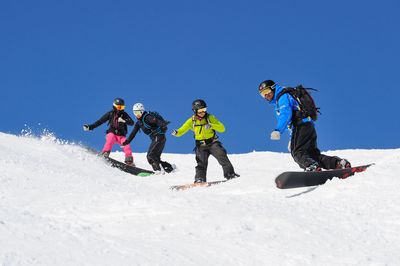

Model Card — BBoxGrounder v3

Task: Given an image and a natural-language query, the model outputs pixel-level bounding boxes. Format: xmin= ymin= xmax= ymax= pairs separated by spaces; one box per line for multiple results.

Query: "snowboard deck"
xmin=275 ymin=164 xmax=373 ymax=189
xmin=83 ymin=146 xmax=154 ymax=176
xmin=105 ymin=157 xmax=154 ymax=176
xmin=170 ymin=179 xmax=231 ymax=191
xmin=171 ymin=174 xmax=240 ymax=191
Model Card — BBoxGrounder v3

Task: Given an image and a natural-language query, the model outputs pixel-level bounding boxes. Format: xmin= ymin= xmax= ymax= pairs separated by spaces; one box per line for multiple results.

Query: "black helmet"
xmin=113 ymin=98 xmax=125 ymax=105
xmin=113 ymin=98 xmax=125 ymax=111
xmin=192 ymin=99 xmax=207 ymax=113
xmin=258 ymin=80 xmax=276 ymax=93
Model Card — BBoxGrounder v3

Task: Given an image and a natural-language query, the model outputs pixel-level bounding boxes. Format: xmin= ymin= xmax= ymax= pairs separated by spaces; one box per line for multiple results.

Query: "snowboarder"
xmin=171 ymin=99 xmax=238 ymax=183
xmin=122 ymin=103 xmax=174 ymax=174
xmin=83 ymin=98 xmax=135 ymax=165
xmin=259 ymin=80 xmax=351 ymax=171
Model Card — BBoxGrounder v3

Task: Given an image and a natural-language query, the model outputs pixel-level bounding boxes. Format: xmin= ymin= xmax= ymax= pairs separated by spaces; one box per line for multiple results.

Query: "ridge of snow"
xmin=1 ymin=132 xmax=399 ymax=266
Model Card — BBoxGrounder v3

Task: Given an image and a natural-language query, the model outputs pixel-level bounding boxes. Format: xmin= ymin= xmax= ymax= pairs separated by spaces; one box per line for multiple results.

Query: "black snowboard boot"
xmin=160 ymin=161 xmax=174 ymax=173
xmin=305 ymin=162 xmax=322 ymax=172
xmin=336 ymin=158 xmax=351 ymax=169
xmin=125 ymin=156 xmax=135 ymax=166
xmin=151 ymin=162 xmax=161 ymax=171
xmin=194 ymin=178 xmax=206 ymax=183
xmin=225 ymin=172 xmax=240 ymax=180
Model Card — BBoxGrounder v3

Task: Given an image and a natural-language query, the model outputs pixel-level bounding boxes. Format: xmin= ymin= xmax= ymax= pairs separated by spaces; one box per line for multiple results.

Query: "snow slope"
xmin=0 ymin=132 xmax=399 ymax=266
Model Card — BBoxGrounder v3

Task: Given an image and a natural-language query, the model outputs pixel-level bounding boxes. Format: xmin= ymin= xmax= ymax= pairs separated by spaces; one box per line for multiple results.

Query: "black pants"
xmin=194 ymin=141 xmax=235 ymax=182
xmin=290 ymin=122 xmax=339 ymax=170
xmin=147 ymin=134 xmax=166 ymax=171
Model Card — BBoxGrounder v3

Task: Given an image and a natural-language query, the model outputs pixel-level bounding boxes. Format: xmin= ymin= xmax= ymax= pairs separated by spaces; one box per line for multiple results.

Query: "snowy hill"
xmin=1 ymin=132 xmax=399 ymax=266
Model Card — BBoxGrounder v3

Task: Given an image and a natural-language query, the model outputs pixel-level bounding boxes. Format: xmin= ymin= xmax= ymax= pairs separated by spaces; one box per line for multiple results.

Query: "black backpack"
xmin=276 ymin=85 xmax=320 ymax=121
xmin=142 ymin=111 xmax=169 ymax=133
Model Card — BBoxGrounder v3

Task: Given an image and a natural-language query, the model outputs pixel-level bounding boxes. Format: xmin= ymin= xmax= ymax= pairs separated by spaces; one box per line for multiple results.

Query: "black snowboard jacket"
xmin=88 ymin=109 xmax=134 ymax=136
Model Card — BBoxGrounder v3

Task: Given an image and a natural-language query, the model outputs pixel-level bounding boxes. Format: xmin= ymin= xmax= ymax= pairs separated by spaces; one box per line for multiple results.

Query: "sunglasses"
xmin=114 ymin=104 xmax=125 ymax=110
xmin=133 ymin=110 xmax=143 ymax=116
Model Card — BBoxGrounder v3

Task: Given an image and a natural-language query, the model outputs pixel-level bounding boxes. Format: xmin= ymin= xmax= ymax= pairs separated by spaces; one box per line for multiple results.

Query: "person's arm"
xmin=207 ymin=115 xmax=225 ymax=133
xmin=173 ymin=117 xmax=193 ymax=137
xmin=88 ymin=111 xmax=111 ymax=130
xmin=123 ymin=123 xmax=140 ymax=144
xmin=275 ymin=94 xmax=293 ymax=134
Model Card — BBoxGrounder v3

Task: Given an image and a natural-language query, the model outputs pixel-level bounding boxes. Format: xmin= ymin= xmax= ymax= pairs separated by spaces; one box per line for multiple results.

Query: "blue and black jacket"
xmin=269 ymin=84 xmax=313 ymax=134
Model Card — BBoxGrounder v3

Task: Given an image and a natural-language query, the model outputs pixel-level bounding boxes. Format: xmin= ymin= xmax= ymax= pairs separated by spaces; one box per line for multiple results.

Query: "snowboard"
xmin=275 ymin=164 xmax=373 ymax=189
xmin=171 ymin=175 xmax=239 ymax=191
xmin=105 ymin=157 xmax=154 ymax=176
xmin=170 ymin=180 xmax=229 ymax=191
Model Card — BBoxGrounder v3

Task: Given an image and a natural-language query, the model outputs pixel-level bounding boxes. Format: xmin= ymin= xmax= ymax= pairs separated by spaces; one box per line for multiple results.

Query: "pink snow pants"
xmin=102 ymin=133 xmax=133 ymax=158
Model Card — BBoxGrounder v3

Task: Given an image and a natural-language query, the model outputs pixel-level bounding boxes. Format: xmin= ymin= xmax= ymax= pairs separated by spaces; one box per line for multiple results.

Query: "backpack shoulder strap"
xmin=192 ymin=115 xmax=196 ymax=129
xmin=205 ymin=113 xmax=216 ymax=138
xmin=276 ymin=88 xmax=292 ymax=103
xmin=141 ymin=112 xmax=154 ymax=129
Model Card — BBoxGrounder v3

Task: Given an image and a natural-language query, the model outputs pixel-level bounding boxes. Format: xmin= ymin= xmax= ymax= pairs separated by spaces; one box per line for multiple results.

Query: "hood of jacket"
xmin=268 ymin=84 xmax=285 ymax=105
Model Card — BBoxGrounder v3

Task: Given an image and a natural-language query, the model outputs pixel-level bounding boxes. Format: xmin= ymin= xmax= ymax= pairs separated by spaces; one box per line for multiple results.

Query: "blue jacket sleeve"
xmin=275 ymin=94 xmax=293 ymax=134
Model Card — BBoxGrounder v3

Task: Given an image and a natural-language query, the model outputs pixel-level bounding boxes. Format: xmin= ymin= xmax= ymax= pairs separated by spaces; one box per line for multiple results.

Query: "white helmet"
xmin=133 ymin=103 xmax=145 ymax=116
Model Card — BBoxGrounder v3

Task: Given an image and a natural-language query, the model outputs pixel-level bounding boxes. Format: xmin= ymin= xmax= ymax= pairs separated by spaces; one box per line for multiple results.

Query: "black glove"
xmin=122 ymin=140 xmax=130 ymax=146
xmin=83 ymin=124 xmax=90 ymax=131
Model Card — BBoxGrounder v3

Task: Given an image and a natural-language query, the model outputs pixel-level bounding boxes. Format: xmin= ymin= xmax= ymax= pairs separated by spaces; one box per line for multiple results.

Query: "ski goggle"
xmin=196 ymin=107 xmax=207 ymax=114
xmin=133 ymin=110 xmax=144 ymax=116
xmin=259 ymin=88 xmax=273 ymax=98
xmin=259 ymin=83 xmax=276 ymax=98
xmin=113 ymin=104 xmax=125 ymax=110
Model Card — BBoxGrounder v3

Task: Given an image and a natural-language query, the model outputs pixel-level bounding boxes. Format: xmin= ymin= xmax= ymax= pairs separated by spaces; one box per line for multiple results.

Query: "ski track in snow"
xmin=0 ymin=132 xmax=399 ymax=266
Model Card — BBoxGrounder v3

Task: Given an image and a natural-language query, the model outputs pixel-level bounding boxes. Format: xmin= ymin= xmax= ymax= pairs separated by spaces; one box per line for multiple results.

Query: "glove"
xmin=171 ymin=129 xmax=178 ymax=136
xmin=270 ymin=130 xmax=280 ymax=140
xmin=204 ymin=123 xmax=212 ymax=130
xmin=83 ymin=124 xmax=90 ymax=131
xmin=118 ymin=117 xmax=126 ymax=123
xmin=122 ymin=140 xmax=130 ymax=146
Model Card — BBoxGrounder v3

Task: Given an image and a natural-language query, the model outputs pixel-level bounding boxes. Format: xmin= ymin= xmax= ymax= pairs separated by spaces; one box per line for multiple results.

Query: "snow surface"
xmin=1 ymin=132 xmax=399 ymax=266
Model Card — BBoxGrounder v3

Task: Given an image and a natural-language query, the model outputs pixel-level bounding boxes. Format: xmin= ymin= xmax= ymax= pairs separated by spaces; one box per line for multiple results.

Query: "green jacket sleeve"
xmin=175 ymin=117 xmax=193 ymax=137
xmin=208 ymin=115 xmax=225 ymax=133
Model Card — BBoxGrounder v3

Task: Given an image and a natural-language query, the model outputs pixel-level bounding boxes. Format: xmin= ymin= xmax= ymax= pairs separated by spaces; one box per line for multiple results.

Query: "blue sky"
xmin=1 ymin=0 xmax=399 ymax=154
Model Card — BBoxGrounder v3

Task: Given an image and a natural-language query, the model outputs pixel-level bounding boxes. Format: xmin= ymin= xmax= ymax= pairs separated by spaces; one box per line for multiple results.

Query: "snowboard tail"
xmin=275 ymin=164 xmax=373 ymax=189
